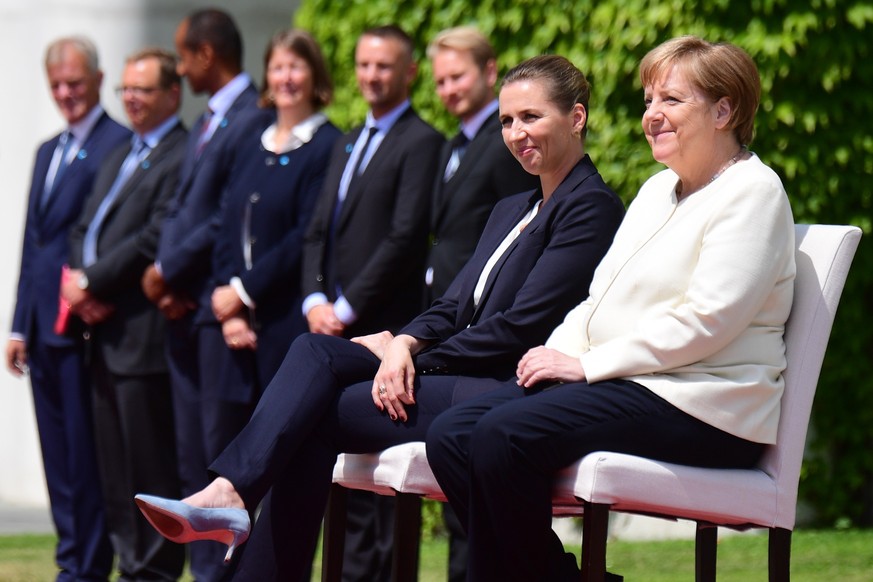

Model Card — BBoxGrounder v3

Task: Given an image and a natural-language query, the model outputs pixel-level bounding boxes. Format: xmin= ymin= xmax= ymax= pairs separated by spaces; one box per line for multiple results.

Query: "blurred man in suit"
xmin=301 ymin=25 xmax=444 ymax=581
xmin=5 ymin=36 xmax=129 ymax=582
xmin=139 ymin=8 xmax=262 ymax=580
xmin=424 ymin=27 xmax=540 ymax=580
xmin=425 ymin=27 xmax=539 ymax=305
xmin=64 ymin=48 xmax=187 ymax=581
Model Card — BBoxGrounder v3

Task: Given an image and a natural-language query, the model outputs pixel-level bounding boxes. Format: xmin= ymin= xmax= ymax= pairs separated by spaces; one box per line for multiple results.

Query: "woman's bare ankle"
xmin=183 ymin=477 xmax=246 ymax=510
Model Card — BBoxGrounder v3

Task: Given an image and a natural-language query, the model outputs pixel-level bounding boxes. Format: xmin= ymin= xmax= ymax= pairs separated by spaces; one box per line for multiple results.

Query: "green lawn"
xmin=2 ymin=528 xmax=871 ymax=581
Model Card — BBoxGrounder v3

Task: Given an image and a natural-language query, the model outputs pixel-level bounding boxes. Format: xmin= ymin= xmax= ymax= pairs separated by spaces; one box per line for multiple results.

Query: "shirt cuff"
xmin=154 ymin=261 xmax=163 ymax=277
xmin=230 ymin=277 xmax=256 ymax=309
xmin=302 ymin=293 xmax=329 ymax=316
xmin=8 ymin=333 xmax=25 ymax=343
xmin=333 ymin=295 xmax=358 ymax=325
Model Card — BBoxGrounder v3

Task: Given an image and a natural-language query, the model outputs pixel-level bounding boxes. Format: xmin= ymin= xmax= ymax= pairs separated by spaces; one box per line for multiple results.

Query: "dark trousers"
xmin=166 ymin=319 xmax=246 ymax=581
xmin=212 ymin=333 xmax=504 ymax=581
xmin=90 ymin=352 xmax=184 ymax=581
xmin=425 ymin=379 xmax=765 ymax=582
xmin=28 ymin=335 xmax=112 ymax=582
xmin=443 ymin=502 xmax=469 ymax=582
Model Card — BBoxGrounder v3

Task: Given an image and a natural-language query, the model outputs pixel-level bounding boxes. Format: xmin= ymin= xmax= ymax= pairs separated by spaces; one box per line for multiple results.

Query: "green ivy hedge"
xmin=296 ymin=0 xmax=873 ymax=526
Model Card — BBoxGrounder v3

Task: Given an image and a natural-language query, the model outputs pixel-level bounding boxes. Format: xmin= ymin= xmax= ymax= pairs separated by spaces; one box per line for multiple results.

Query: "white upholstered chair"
xmin=324 ymin=224 xmax=862 ymax=582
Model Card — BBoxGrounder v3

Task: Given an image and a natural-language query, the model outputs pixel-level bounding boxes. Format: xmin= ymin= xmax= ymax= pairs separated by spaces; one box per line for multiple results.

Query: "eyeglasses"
xmin=115 ymin=86 xmax=162 ymax=98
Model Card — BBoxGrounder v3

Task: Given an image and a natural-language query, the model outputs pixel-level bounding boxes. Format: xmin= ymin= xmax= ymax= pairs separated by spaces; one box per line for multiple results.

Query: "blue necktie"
xmin=82 ymin=138 xmax=149 ymax=266
xmin=40 ymin=131 xmax=74 ymax=210
xmin=325 ymin=127 xmax=378 ymax=295
xmin=351 ymin=126 xmax=378 ymax=180
xmin=443 ymin=132 xmax=469 ymax=182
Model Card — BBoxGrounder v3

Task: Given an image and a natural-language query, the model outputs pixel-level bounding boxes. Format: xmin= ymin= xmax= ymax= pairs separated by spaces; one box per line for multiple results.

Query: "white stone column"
xmin=0 ymin=0 xmax=297 ymax=508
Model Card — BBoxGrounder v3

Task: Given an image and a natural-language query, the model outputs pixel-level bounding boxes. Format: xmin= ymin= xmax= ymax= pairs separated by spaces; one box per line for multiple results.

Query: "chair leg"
xmin=321 ymin=484 xmax=348 ymax=582
xmin=694 ymin=523 xmax=717 ymax=582
xmin=580 ymin=501 xmax=609 ymax=582
xmin=391 ymin=492 xmax=422 ymax=582
xmin=768 ymin=527 xmax=791 ymax=582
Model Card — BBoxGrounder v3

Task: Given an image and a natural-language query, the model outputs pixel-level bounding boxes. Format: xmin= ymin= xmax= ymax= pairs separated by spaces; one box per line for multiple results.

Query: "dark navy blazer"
xmin=12 ymin=111 xmax=131 ymax=347
xmin=427 ymin=113 xmax=540 ymax=300
xmin=404 ymin=155 xmax=626 ymax=380
xmin=156 ymin=83 xmax=265 ymax=318
xmin=211 ymin=117 xmax=342 ymax=369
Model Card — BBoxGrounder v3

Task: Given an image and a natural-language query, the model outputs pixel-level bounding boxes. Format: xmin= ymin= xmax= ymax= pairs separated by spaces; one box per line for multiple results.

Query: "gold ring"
xmin=231 ymin=338 xmax=239 ymax=345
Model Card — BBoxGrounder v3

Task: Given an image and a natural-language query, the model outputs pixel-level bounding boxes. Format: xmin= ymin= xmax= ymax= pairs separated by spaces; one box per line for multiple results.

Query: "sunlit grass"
xmin=2 ymin=528 xmax=871 ymax=581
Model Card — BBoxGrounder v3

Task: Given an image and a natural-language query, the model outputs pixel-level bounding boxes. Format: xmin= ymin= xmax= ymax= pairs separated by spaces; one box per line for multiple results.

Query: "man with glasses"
xmin=64 ymin=48 xmax=188 ymax=581
xmin=5 ymin=35 xmax=129 ymax=582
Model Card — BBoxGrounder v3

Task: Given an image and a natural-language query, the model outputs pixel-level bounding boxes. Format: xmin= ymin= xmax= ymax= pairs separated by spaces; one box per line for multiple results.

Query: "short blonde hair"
xmin=426 ymin=26 xmax=495 ymax=71
xmin=640 ymin=35 xmax=760 ymax=145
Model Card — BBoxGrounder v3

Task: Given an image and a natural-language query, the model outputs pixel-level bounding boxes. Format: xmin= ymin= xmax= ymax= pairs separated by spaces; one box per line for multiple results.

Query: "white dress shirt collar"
xmin=260 ymin=112 xmax=328 ymax=154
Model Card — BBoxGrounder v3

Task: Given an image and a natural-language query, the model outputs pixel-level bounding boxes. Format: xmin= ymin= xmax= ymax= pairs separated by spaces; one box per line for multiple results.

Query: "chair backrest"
xmin=760 ymin=224 xmax=861 ymax=529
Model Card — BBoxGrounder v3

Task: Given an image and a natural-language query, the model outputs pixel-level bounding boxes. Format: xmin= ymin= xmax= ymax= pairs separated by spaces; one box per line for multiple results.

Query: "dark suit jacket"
xmin=427 ymin=113 xmax=539 ymax=300
xmin=403 ymin=155 xmax=626 ymax=380
xmin=302 ymin=107 xmax=445 ymax=336
xmin=211 ymin=117 xmax=342 ymax=372
xmin=68 ymin=122 xmax=188 ymax=375
xmin=11 ymin=111 xmax=131 ymax=348
xmin=156 ymin=83 xmax=265 ymax=319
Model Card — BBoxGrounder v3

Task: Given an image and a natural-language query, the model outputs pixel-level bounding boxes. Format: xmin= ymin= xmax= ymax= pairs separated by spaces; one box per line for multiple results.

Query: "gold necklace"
xmin=677 ymin=147 xmax=747 ymax=199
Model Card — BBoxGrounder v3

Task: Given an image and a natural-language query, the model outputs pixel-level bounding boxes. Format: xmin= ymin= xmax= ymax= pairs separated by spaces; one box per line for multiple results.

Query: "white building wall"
xmin=0 ymin=0 xmax=297 ymax=508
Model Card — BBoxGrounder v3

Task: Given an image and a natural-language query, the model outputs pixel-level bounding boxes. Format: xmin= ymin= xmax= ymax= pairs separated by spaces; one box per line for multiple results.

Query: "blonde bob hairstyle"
xmin=640 ymin=36 xmax=761 ymax=146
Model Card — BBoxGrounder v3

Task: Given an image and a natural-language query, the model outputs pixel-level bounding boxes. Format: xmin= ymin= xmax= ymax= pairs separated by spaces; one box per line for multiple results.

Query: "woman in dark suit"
xmin=201 ymin=29 xmax=342 ymax=434
xmin=427 ymin=37 xmax=795 ymax=582
xmin=136 ymin=55 xmax=625 ymax=580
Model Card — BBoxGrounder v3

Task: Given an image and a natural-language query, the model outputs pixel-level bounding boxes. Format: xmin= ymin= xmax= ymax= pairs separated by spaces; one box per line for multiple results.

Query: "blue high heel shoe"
xmin=135 ymin=493 xmax=250 ymax=563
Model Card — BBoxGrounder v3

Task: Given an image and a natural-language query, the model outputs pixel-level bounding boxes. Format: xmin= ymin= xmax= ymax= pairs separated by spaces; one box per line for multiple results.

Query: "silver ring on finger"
xmin=378 ymin=384 xmax=387 ymax=396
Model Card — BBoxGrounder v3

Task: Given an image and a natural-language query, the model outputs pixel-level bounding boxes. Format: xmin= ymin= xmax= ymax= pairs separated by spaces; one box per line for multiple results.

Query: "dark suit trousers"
xmin=164 ymin=318 xmax=229 ymax=580
xmin=425 ymin=379 xmax=766 ymax=582
xmin=90 ymin=352 xmax=184 ymax=581
xmin=211 ymin=333 xmax=504 ymax=581
xmin=27 ymin=334 xmax=112 ymax=582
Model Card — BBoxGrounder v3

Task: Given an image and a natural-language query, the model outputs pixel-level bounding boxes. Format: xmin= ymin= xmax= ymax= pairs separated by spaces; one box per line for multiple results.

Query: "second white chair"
xmin=324 ymin=223 xmax=861 ymax=582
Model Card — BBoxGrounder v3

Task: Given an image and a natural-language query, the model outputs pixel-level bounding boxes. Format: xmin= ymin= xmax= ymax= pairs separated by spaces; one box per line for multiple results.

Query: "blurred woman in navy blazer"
xmin=202 ymin=29 xmax=341 ymax=444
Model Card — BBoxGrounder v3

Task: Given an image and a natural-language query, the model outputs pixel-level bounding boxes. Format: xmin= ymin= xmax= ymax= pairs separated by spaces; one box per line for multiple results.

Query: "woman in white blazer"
xmin=426 ymin=36 xmax=797 ymax=582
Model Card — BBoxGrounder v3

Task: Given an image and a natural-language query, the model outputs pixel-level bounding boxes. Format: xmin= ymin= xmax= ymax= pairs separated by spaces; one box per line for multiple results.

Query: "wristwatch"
xmin=77 ymin=273 xmax=89 ymax=290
